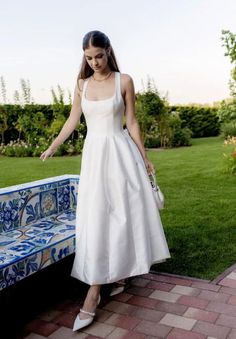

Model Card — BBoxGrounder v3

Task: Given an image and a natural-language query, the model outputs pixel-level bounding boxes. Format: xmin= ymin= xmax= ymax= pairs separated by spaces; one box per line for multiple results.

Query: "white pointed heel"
xmin=110 ymin=285 xmax=125 ymax=296
xmin=109 ymin=280 xmax=126 ymax=296
xmin=72 ymin=294 xmax=101 ymax=332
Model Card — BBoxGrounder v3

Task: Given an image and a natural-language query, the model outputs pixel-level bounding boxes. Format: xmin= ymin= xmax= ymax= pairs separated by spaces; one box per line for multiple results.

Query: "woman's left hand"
xmin=143 ymin=157 xmax=155 ymax=175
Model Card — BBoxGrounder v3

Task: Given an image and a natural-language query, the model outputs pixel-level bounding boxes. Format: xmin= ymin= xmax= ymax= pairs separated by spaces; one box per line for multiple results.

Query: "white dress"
xmin=70 ymin=71 xmax=171 ymax=285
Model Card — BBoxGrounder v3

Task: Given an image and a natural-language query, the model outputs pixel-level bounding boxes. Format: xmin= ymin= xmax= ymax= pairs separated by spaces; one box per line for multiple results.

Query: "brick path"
xmin=19 ymin=265 xmax=236 ymax=339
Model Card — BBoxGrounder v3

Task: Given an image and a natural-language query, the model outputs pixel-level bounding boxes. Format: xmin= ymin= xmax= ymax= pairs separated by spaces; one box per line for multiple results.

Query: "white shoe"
xmin=72 ymin=294 xmax=101 ymax=331
xmin=110 ymin=285 xmax=125 ymax=296
xmin=109 ymin=280 xmax=126 ymax=296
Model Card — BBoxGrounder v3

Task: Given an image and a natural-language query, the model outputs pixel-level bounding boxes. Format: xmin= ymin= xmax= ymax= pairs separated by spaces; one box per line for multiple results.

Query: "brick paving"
xmin=17 ymin=265 xmax=236 ymax=339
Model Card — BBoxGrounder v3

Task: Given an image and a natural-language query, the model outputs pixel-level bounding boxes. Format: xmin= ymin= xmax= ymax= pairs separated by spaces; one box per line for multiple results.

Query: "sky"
xmin=0 ymin=0 xmax=236 ymax=105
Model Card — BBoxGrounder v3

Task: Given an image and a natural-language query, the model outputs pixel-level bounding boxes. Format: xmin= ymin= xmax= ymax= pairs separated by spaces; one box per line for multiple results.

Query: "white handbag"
xmin=149 ymin=172 xmax=165 ymax=210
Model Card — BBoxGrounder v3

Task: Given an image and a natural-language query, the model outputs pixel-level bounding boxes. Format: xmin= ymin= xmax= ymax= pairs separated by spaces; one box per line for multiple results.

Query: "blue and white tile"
xmin=58 ymin=185 xmax=70 ymax=212
xmin=0 ymin=234 xmax=16 ymax=246
xmin=0 ymin=251 xmax=21 ymax=269
xmin=7 ymin=239 xmax=37 ymax=257
xmin=40 ymin=189 xmax=58 ymax=218
xmin=0 ymin=260 xmax=25 ymax=288
xmin=21 ymin=193 xmax=40 ymax=227
xmin=56 ymin=209 xmax=76 ymax=225
xmin=2 ymin=226 xmax=42 ymax=240
xmin=30 ymin=218 xmax=61 ymax=231
xmin=51 ymin=238 xmax=75 ymax=263
xmin=0 ymin=196 xmax=20 ymax=232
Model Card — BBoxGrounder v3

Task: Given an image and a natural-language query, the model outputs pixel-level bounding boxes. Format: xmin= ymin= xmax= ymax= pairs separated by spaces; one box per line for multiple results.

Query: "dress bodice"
xmin=81 ymin=72 xmax=125 ymax=136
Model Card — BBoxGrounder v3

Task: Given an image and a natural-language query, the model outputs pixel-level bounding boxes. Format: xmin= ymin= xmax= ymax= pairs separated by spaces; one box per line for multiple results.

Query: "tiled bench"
xmin=0 ymin=174 xmax=79 ymax=291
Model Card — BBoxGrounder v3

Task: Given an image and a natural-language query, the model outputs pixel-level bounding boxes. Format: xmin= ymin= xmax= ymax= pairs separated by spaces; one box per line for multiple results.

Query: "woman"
xmin=40 ymin=30 xmax=171 ymax=331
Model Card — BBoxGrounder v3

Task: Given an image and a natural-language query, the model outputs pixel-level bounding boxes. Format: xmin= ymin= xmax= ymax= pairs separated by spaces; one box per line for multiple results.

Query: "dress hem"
xmin=70 ymin=256 xmax=171 ymax=285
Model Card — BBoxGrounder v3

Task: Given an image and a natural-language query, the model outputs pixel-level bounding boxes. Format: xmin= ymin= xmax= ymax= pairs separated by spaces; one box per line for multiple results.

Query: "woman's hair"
xmin=77 ymin=30 xmax=120 ymax=91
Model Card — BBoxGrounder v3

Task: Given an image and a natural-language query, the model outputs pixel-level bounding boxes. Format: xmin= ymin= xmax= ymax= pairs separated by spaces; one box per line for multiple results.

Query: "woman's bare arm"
xmin=40 ymin=80 xmax=83 ymax=161
xmin=122 ymin=74 xmax=155 ymax=174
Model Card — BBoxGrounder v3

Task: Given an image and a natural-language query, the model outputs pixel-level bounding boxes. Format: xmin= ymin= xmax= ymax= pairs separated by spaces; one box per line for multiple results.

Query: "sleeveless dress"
xmin=70 ymin=71 xmax=171 ymax=285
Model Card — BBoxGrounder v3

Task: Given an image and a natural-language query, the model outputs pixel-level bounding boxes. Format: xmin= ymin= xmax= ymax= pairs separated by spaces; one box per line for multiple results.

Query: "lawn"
xmin=0 ymin=136 xmax=235 ymax=280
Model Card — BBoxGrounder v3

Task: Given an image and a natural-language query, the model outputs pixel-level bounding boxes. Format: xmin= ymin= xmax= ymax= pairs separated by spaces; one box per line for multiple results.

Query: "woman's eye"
xmin=86 ymin=55 xmax=103 ymax=60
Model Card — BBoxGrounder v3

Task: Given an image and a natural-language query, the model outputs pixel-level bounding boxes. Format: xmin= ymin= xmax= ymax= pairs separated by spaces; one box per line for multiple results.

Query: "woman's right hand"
xmin=40 ymin=147 xmax=57 ymax=162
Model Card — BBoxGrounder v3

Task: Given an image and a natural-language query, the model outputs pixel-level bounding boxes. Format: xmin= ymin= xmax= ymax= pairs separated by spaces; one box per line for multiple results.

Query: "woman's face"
xmin=84 ymin=45 xmax=110 ymax=73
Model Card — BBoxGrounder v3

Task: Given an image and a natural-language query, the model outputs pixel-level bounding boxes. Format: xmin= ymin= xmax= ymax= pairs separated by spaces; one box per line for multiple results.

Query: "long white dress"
xmin=70 ymin=71 xmax=171 ymax=285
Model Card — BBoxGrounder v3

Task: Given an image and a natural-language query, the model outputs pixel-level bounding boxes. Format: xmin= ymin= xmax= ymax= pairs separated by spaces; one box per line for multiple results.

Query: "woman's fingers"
xmin=40 ymin=153 xmax=47 ymax=161
xmin=144 ymin=158 xmax=155 ymax=175
xmin=40 ymin=149 xmax=52 ymax=161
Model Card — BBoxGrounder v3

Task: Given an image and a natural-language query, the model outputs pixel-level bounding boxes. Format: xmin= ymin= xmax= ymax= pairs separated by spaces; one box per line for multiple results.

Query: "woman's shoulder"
xmin=76 ymin=78 xmax=88 ymax=97
xmin=119 ymin=73 xmax=134 ymax=92
xmin=119 ymin=72 xmax=133 ymax=82
xmin=119 ymin=72 xmax=134 ymax=92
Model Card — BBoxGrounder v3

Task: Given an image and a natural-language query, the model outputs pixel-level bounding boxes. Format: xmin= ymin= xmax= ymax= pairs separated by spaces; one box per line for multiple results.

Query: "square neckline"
xmin=83 ymin=71 xmax=117 ymax=102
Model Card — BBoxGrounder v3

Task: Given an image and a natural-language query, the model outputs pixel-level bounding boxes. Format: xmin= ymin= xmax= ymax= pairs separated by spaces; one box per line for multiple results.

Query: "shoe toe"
xmin=72 ymin=314 xmax=93 ymax=331
xmin=110 ymin=285 xmax=125 ymax=296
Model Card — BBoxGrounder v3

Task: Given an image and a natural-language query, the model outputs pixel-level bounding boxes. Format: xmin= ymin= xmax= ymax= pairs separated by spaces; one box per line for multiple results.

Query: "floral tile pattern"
xmin=0 ymin=175 xmax=79 ymax=291
xmin=0 ymin=197 xmax=20 ymax=232
xmin=40 ymin=189 xmax=58 ymax=218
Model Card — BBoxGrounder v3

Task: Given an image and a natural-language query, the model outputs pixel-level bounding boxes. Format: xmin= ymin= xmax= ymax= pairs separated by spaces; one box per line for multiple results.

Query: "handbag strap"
xmin=149 ymin=171 xmax=159 ymax=190
xmin=149 ymin=172 xmax=157 ymax=185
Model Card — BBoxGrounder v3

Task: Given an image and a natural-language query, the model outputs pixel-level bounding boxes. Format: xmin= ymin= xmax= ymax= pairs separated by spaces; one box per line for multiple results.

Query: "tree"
xmin=0 ymin=77 xmax=8 ymax=143
xmin=0 ymin=76 xmax=7 ymax=104
xmin=20 ymin=78 xmax=34 ymax=105
xmin=221 ymin=30 xmax=236 ymax=97
xmin=219 ymin=30 xmax=236 ymax=127
xmin=136 ymin=76 xmax=170 ymax=147
xmin=0 ymin=105 xmax=8 ymax=143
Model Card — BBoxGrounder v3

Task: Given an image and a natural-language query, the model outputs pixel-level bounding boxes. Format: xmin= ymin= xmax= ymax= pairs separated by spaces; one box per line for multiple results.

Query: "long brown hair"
xmin=77 ymin=30 xmax=120 ymax=91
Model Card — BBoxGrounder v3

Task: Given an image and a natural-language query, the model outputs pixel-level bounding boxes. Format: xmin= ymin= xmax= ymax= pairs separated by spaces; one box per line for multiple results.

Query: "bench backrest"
xmin=0 ymin=175 xmax=80 ymax=233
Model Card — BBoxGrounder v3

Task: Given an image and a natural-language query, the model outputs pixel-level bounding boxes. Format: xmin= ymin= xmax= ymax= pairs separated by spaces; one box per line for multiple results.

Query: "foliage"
xmin=0 ymin=139 xmax=33 ymax=157
xmin=30 ymin=137 xmax=51 ymax=157
xmin=20 ymin=78 xmax=34 ymax=104
xmin=217 ymin=98 xmax=236 ymax=123
xmin=220 ymin=121 xmax=236 ymax=138
xmin=0 ymin=136 xmax=84 ymax=158
xmin=222 ymin=136 xmax=236 ymax=175
xmin=221 ymin=30 xmax=236 ymax=97
xmin=135 ymin=77 xmax=168 ymax=145
xmin=0 ymin=105 xmax=8 ymax=143
xmin=217 ymin=30 xmax=236 ymax=138
xmin=16 ymin=105 xmax=49 ymax=145
xmin=135 ymin=77 xmax=192 ymax=148
xmin=169 ymin=106 xmax=220 ymax=138
xmin=0 ymin=76 xmax=7 ymax=104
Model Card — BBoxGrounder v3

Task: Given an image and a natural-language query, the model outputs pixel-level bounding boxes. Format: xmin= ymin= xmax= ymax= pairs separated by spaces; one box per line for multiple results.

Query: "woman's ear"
xmin=106 ymin=47 xmax=111 ymax=56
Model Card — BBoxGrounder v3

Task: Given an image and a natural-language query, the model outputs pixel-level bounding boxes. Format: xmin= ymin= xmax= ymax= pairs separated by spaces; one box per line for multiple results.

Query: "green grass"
xmin=149 ymin=136 xmax=236 ymax=280
xmin=0 ymin=136 xmax=235 ymax=280
xmin=0 ymin=155 xmax=82 ymax=186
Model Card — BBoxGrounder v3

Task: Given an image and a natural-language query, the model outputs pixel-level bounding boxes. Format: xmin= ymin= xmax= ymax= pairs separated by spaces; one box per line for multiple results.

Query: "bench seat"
xmin=0 ymin=175 xmax=79 ymax=291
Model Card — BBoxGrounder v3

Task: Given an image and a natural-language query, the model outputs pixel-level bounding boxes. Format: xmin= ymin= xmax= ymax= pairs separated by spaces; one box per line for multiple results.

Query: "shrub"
xmin=0 ymin=137 xmax=84 ymax=157
xmin=167 ymin=111 xmax=192 ymax=147
xmin=74 ymin=138 xmax=84 ymax=154
xmin=218 ymin=99 xmax=236 ymax=123
xmin=144 ymin=112 xmax=192 ymax=148
xmin=221 ymin=120 xmax=236 ymax=138
xmin=32 ymin=137 xmax=51 ymax=157
xmin=0 ymin=140 xmax=33 ymax=157
xmin=223 ymin=136 xmax=236 ymax=175
xmin=144 ymin=136 xmax=161 ymax=148
xmin=169 ymin=106 xmax=221 ymax=138
xmin=135 ymin=79 xmax=168 ymax=144
xmin=170 ymin=127 xmax=192 ymax=147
